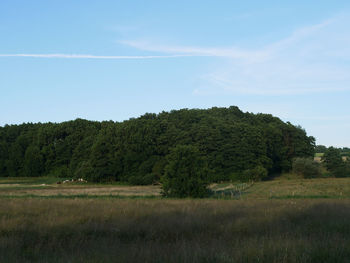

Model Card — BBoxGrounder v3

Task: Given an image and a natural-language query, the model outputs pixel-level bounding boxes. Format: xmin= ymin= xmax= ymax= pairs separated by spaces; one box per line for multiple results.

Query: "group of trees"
xmin=292 ymin=157 xmax=322 ymax=178
xmin=322 ymin=147 xmax=350 ymax=177
xmin=293 ymin=146 xmax=350 ymax=179
xmin=315 ymin=145 xmax=350 ymax=157
xmin=0 ymin=106 xmax=315 ymax=196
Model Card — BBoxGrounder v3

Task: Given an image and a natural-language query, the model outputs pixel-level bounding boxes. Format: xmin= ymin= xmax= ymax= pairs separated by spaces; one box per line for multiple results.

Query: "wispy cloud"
xmin=2 ymin=14 xmax=349 ymax=95
xmin=0 ymin=53 xmax=196 ymax=59
xmin=118 ymin=40 xmax=268 ymax=62
xmin=120 ymin=14 xmax=350 ymax=95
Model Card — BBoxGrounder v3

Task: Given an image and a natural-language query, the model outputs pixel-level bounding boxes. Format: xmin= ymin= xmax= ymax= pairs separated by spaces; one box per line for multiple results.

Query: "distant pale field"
xmin=1 ymin=176 xmax=350 ymax=199
xmin=0 ymin=178 xmax=161 ymax=197
xmin=314 ymin=153 xmax=324 ymax=157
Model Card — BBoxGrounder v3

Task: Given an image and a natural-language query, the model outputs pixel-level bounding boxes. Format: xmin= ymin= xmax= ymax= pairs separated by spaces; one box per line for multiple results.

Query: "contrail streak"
xmin=0 ymin=53 xmax=202 ymax=59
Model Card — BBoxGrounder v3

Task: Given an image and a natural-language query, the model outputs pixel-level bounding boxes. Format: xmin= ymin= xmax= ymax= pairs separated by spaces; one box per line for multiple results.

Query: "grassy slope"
xmin=244 ymin=176 xmax=350 ymax=199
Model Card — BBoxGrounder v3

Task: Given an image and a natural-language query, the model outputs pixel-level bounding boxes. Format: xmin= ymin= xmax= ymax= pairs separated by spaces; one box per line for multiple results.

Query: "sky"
xmin=0 ymin=0 xmax=349 ymax=147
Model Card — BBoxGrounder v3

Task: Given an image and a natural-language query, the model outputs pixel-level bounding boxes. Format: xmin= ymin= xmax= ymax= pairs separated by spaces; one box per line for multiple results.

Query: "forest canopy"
xmin=0 ymin=106 xmax=315 ymax=183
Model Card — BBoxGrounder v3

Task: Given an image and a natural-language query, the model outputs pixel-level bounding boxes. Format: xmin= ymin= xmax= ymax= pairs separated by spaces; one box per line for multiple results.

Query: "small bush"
xmin=230 ymin=166 xmax=268 ymax=182
xmin=161 ymin=145 xmax=209 ymax=198
xmin=242 ymin=166 xmax=268 ymax=182
xmin=321 ymin=147 xmax=350 ymax=178
xmin=48 ymin=166 xmax=70 ymax=178
xmin=332 ymin=163 xmax=350 ymax=178
xmin=128 ymin=174 xmax=156 ymax=185
xmin=292 ymin=158 xmax=322 ymax=178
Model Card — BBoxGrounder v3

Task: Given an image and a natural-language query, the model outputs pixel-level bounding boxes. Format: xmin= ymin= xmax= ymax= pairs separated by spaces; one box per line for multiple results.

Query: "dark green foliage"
xmin=161 ymin=145 xmax=209 ymax=198
xmin=73 ymin=161 xmax=94 ymax=180
xmin=315 ymin=145 xmax=350 ymax=157
xmin=243 ymin=165 xmax=268 ymax=181
xmin=322 ymin=147 xmax=349 ymax=177
xmin=322 ymin=148 xmax=350 ymax=178
xmin=48 ymin=166 xmax=70 ymax=178
xmin=315 ymin=145 xmax=327 ymax=153
xmin=231 ymin=165 xmax=268 ymax=182
xmin=292 ymin=157 xmax=322 ymax=178
xmin=23 ymin=145 xmax=43 ymax=177
xmin=342 ymin=147 xmax=350 ymax=157
xmin=0 ymin=106 xmax=315 ymax=183
xmin=332 ymin=165 xmax=350 ymax=178
xmin=128 ymin=174 xmax=156 ymax=185
xmin=322 ymin=147 xmax=343 ymax=171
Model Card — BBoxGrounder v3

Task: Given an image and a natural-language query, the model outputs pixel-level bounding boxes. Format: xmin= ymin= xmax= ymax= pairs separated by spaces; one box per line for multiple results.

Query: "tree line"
xmin=0 ymin=106 xmax=315 ymax=184
xmin=315 ymin=145 xmax=350 ymax=157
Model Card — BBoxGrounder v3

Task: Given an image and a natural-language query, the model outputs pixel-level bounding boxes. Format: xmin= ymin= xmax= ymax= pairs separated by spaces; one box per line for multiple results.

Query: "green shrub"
xmin=321 ymin=147 xmax=350 ymax=178
xmin=332 ymin=163 xmax=350 ymax=178
xmin=292 ymin=158 xmax=322 ymax=178
xmin=128 ymin=173 xmax=156 ymax=185
xmin=74 ymin=162 xmax=95 ymax=182
xmin=322 ymin=147 xmax=343 ymax=172
xmin=161 ymin=145 xmax=209 ymax=198
xmin=48 ymin=166 xmax=70 ymax=178
xmin=234 ymin=165 xmax=268 ymax=182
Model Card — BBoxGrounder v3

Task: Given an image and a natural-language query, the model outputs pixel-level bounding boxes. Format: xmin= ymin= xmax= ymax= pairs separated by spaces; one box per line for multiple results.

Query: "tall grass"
xmin=1 ymin=199 xmax=350 ymax=262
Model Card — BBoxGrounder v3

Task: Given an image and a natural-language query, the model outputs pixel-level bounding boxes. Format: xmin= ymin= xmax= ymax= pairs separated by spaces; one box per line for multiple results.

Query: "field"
xmin=1 ymin=177 xmax=350 ymax=262
xmin=0 ymin=177 xmax=161 ymax=198
xmin=2 ymin=176 xmax=350 ymax=200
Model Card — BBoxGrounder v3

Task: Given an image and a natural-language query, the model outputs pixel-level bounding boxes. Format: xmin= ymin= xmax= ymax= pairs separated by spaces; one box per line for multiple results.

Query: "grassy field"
xmin=314 ymin=153 xmax=324 ymax=157
xmin=2 ymin=176 xmax=350 ymax=200
xmin=1 ymin=199 xmax=350 ymax=262
xmin=1 ymin=177 xmax=350 ymax=262
xmin=0 ymin=177 xmax=161 ymax=198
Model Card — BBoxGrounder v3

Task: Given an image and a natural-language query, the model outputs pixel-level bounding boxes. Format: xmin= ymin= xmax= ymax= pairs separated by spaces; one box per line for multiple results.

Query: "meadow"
xmin=1 ymin=177 xmax=350 ymax=262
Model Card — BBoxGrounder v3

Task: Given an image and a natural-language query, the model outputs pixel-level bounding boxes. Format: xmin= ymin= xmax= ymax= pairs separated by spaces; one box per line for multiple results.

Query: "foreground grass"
xmin=1 ymin=199 xmax=350 ymax=262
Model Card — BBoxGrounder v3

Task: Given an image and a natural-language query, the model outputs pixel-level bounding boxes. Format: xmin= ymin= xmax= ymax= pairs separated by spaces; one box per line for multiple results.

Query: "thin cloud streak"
xmin=119 ymin=19 xmax=334 ymax=62
xmin=0 ymin=53 xmax=200 ymax=59
xmin=119 ymin=14 xmax=350 ymax=95
xmin=118 ymin=40 xmax=268 ymax=62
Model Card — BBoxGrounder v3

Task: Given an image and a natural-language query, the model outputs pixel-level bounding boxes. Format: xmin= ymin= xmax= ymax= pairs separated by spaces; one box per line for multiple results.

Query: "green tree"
xmin=322 ymin=147 xmax=343 ymax=172
xmin=0 ymin=106 xmax=316 ymax=183
xmin=322 ymin=147 xmax=349 ymax=177
xmin=292 ymin=157 xmax=322 ymax=178
xmin=24 ymin=145 xmax=43 ymax=177
xmin=315 ymin=145 xmax=327 ymax=153
xmin=86 ymin=127 xmax=118 ymax=182
xmin=161 ymin=145 xmax=209 ymax=198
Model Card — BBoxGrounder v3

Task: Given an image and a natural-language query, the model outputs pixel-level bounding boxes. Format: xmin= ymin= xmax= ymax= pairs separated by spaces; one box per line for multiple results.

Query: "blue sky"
xmin=1 ymin=1 xmax=349 ymax=147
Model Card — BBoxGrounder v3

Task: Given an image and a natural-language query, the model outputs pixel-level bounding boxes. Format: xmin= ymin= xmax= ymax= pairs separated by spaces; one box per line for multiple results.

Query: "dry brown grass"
xmin=2 ymin=177 xmax=350 ymax=261
xmin=1 ymin=199 xmax=350 ymax=262
xmin=2 ymin=176 xmax=350 ymax=200
xmin=243 ymin=177 xmax=350 ymax=199
xmin=0 ymin=184 xmax=161 ymax=197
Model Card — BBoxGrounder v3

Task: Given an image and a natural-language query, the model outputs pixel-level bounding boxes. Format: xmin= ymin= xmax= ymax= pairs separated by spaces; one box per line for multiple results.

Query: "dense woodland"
xmin=0 ymin=106 xmax=315 ymax=184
